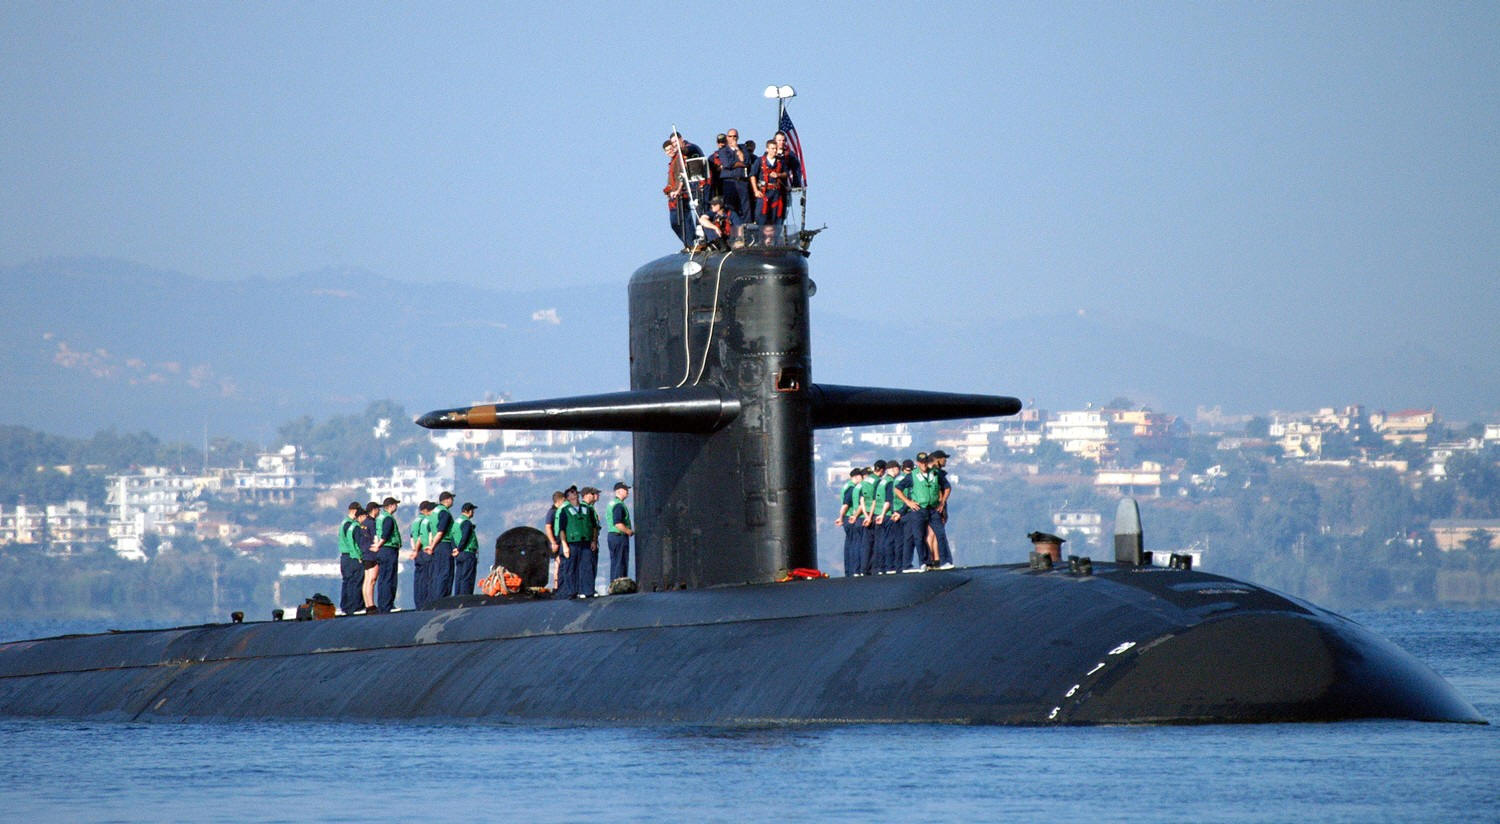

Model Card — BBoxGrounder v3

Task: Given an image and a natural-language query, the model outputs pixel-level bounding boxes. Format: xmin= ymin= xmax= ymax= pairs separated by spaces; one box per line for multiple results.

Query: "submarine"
xmin=0 ymin=231 xmax=1484 ymax=725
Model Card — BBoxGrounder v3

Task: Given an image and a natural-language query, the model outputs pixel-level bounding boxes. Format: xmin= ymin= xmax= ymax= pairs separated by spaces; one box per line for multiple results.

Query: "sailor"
xmin=451 ymin=502 xmax=480 ymax=596
xmin=553 ymin=485 xmax=588 ymax=598
xmin=876 ymin=461 xmax=905 ymax=573
xmin=663 ymin=139 xmax=692 ymax=248
xmin=337 ymin=501 xmax=363 ymax=616
xmin=857 ymin=461 xmax=883 ymax=576
xmin=607 ymin=482 xmax=633 ymax=582
xmin=836 ymin=467 xmax=862 ymax=577
xmin=357 ymin=504 xmax=380 ymax=613
xmin=373 ymin=497 xmax=401 ymax=612
xmin=750 ymin=140 xmax=790 ymax=228
xmin=708 ymin=132 xmax=726 ymax=199
xmin=895 ymin=453 xmax=944 ymax=569
xmin=543 ymin=490 xmax=565 ymax=590
xmin=408 ymin=501 xmax=433 ymax=608
xmin=675 ymin=134 xmax=709 ymax=214
xmin=577 ymin=487 xmax=603 ymax=597
xmin=428 ymin=492 xmax=457 ymax=602
xmin=711 ymin=128 xmax=753 ymax=224
xmin=697 ymin=196 xmax=739 ymax=247
xmin=894 ymin=459 xmax=916 ymax=569
xmin=929 ymin=450 xmax=954 ymax=568
xmin=870 ymin=462 xmax=894 ymax=573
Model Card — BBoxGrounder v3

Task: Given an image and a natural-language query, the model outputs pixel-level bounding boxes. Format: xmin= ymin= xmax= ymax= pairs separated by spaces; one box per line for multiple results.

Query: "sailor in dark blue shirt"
xmin=712 ymin=128 xmax=753 ymax=224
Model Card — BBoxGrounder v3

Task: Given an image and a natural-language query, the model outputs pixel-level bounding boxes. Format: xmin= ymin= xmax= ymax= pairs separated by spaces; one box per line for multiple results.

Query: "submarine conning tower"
xmin=418 ymin=243 xmax=1021 ymax=589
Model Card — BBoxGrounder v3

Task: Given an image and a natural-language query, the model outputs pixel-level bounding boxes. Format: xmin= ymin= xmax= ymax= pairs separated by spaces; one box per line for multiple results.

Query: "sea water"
xmin=2 ymin=610 xmax=1497 ymax=823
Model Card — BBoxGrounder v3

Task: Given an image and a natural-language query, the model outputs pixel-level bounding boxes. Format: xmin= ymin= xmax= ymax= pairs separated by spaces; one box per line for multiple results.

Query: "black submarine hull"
xmin=0 ymin=564 xmax=1482 ymax=724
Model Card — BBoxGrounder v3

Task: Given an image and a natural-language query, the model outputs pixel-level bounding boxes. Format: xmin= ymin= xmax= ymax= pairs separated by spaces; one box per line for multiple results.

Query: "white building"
xmin=1427 ymin=439 xmax=1482 ymax=480
xmin=473 ymin=450 xmax=583 ymax=483
xmin=936 ymin=429 xmax=991 ymax=462
xmin=106 ymin=468 xmax=212 ymax=560
xmin=1045 ymin=409 xmax=1116 ymax=461
xmin=858 ymin=424 xmax=913 ymax=450
xmin=365 ymin=456 xmax=456 ymax=504
xmin=0 ymin=500 xmax=109 ymax=555
xmin=230 ymin=445 xmax=315 ymax=503
xmin=1270 ymin=418 xmax=1324 ymax=459
xmin=1095 ymin=461 xmax=1166 ymax=497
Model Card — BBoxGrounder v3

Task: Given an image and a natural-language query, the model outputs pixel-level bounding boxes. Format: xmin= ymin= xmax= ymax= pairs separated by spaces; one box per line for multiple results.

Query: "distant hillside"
xmin=3 ymin=258 xmax=630 ymax=441
xmin=4 ymin=258 xmax=1495 ymax=441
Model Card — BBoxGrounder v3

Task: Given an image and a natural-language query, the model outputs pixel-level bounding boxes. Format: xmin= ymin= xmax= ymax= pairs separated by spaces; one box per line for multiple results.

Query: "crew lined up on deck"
xmin=544 ymin=482 xmax=633 ymax=600
xmin=663 ymin=128 xmax=804 ymax=250
xmin=835 ymin=450 xmax=956 ymax=577
xmin=335 ymin=491 xmax=482 ymax=614
xmin=337 ymin=481 xmax=635 ymax=614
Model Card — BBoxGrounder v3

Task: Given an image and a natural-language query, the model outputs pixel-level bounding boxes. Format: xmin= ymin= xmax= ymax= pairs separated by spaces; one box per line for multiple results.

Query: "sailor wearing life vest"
xmin=894 ymin=453 xmax=944 ymax=570
xmin=607 ymin=482 xmax=633 ymax=582
xmin=427 ymin=492 xmax=457 ymax=604
xmin=894 ymin=459 xmax=916 ymax=568
xmin=836 ymin=466 xmax=863 ymax=577
xmin=875 ymin=461 xmax=905 ymax=574
xmin=408 ymin=501 xmax=432 ymax=608
xmin=663 ymin=139 xmax=692 ymax=247
xmin=554 ymin=485 xmax=596 ymax=598
xmin=337 ymin=501 xmax=364 ymax=615
xmin=750 ymin=141 xmax=790 ymax=227
xmin=855 ymin=461 xmax=881 ymax=575
xmin=698 ymin=196 xmax=739 ymax=246
xmin=578 ymin=487 xmax=604 ymax=597
xmin=371 ymin=497 xmax=401 ymax=612
xmin=451 ymin=502 xmax=480 ymax=596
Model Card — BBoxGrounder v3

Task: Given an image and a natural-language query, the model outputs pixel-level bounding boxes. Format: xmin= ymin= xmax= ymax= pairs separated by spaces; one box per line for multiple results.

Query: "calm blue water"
xmin=3 ymin=610 xmax=1497 ymax=823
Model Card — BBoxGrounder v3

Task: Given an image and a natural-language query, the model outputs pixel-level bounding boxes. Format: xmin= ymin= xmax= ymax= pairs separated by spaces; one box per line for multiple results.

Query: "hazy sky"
xmin=4 ymin=2 xmax=1497 ymax=367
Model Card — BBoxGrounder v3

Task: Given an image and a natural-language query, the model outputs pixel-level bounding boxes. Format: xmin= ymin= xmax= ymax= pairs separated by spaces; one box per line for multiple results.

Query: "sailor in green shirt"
xmin=372 ymin=497 xmax=402 ymax=612
xmin=337 ymin=501 xmax=364 ymax=615
xmin=893 ymin=459 xmax=916 ymax=569
xmin=607 ymin=482 xmax=633 ymax=583
xmin=837 ymin=467 xmax=863 ymax=577
xmin=577 ymin=487 xmax=603 ymax=597
xmin=894 ymin=453 xmax=944 ymax=569
xmin=451 ymin=502 xmax=480 ymax=596
xmin=872 ymin=460 xmax=899 ymax=573
xmin=555 ymin=485 xmax=591 ymax=598
xmin=855 ymin=461 xmax=884 ymax=575
xmin=408 ymin=500 xmax=434 ymax=608
xmin=427 ymin=492 xmax=457 ymax=606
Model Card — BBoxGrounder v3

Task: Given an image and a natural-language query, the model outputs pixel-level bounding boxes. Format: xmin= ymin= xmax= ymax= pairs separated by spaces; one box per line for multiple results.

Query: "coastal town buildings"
xmin=0 ymin=500 xmax=108 ymax=555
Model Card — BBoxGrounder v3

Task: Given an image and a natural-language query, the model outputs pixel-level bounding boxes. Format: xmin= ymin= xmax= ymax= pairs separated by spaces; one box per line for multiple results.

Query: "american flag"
xmin=779 ymin=109 xmax=806 ymax=185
